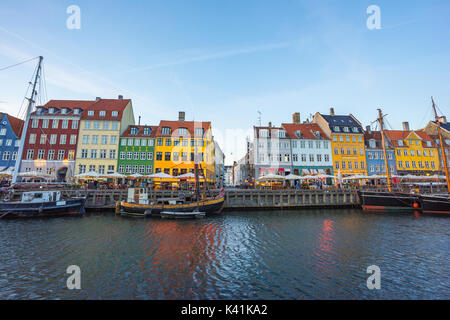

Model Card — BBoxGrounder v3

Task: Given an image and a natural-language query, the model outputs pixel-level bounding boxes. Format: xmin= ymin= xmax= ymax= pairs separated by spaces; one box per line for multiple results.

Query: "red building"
xmin=20 ymin=100 xmax=94 ymax=181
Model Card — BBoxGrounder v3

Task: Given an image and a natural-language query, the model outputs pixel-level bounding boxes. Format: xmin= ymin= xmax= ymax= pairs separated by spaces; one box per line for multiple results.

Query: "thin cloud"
xmin=126 ymin=41 xmax=292 ymax=72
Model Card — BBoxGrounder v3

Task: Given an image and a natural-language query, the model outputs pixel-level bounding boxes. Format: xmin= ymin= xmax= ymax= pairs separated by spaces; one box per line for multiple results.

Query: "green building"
xmin=118 ymin=125 xmax=157 ymax=176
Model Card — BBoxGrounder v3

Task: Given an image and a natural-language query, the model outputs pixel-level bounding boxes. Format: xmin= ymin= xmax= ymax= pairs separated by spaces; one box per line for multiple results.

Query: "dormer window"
xmin=49 ymin=108 xmax=55 ymax=114
xmin=130 ymin=127 xmax=139 ymax=135
xmin=88 ymin=110 xmax=94 ymax=116
xmin=112 ymin=111 xmax=118 ymax=117
xmin=161 ymin=127 xmax=171 ymax=135
xmin=178 ymin=127 xmax=188 ymax=136
xmin=334 ymin=126 xmax=340 ymax=132
xmin=343 ymin=127 xmax=349 ymax=132
xmin=295 ymin=130 xmax=302 ymax=138
xmin=369 ymin=139 xmax=376 ymax=148
xmin=426 ymin=141 xmax=432 ymax=147
xmin=143 ymin=127 xmax=151 ymax=135
xmin=195 ymin=128 xmax=204 ymax=136
xmin=398 ymin=140 xmax=404 ymax=146
xmin=99 ymin=111 xmax=106 ymax=117
xmin=74 ymin=109 xmax=80 ymax=115
xmin=352 ymin=127 xmax=359 ymax=133
xmin=260 ymin=129 xmax=269 ymax=138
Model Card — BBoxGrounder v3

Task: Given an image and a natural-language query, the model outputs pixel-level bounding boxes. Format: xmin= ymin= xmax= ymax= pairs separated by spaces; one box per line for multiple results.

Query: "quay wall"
xmin=10 ymin=189 xmax=359 ymax=211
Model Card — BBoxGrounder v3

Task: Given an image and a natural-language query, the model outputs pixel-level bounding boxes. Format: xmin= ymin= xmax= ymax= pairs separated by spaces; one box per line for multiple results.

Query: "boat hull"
xmin=0 ymin=197 xmax=86 ymax=219
xmin=118 ymin=197 xmax=225 ymax=218
xmin=358 ymin=191 xmax=421 ymax=212
xmin=420 ymin=195 xmax=450 ymax=215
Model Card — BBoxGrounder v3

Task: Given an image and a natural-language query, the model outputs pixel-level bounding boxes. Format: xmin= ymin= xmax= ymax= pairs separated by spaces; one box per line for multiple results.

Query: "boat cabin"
xmin=21 ymin=191 xmax=61 ymax=203
xmin=127 ymin=188 xmax=149 ymax=204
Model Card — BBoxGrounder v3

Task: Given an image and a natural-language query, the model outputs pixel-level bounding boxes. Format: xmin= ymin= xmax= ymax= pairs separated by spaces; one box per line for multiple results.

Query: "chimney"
xmin=293 ymin=112 xmax=300 ymax=124
xmin=178 ymin=111 xmax=185 ymax=122
xmin=96 ymin=97 xmax=101 ymax=101
xmin=366 ymin=125 xmax=371 ymax=134
xmin=138 ymin=116 xmax=141 ymax=125
xmin=118 ymin=95 xmax=123 ymax=100
xmin=330 ymin=107 xmax=335 ymax=116
xmin=268 ymin=122 xmax=272 ymax=127
xmin=439 ymin=116 xmax=447 ymax=124
xmin=402 ymin=122 xmax=410 ymax=131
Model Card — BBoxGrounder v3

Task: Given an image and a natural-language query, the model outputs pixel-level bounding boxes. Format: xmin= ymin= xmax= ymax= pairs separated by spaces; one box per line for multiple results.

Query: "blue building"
xmin=364 ymin=128 xmax=396 ymax=176
xmin=0 ymin=112 xmax=24 ymax=171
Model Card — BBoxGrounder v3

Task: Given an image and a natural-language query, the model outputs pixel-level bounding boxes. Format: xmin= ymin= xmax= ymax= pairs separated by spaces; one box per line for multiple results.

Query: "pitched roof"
xmin=0 ymin=112 xmax=24 ymax=138
xmin=364 ymin=131 xmax=383 ymax=149
xmin=254 ymin=126 xmax=286 ymax=139
xmin=384 ymin=130 xmax=436 ymax=148
xmin=281 ymin=123 xmax=330 ymax=140
xmin=156 ymin=120 xmax=211 ymax=137
xmin=121 ymin=125 xmax=158 ymax=138
xmin=319 ymin=114 xmax=363 ymax=133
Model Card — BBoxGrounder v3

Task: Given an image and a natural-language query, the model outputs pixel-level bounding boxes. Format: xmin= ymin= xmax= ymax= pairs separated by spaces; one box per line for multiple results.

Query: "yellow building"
xmin=385 ymin=130 xmax=440 ymax=174
xmin=153 ymin=112 xmax=215 ymax=183
xmin=313 ymin=109 xmax=367 ymax=176
xmin=74 ymin=97 xmax=135 ymax=176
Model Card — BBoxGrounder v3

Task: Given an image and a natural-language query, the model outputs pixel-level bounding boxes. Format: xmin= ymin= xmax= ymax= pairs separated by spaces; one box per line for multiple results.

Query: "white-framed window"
xmin=31 ymin=119 xmax=39 ymax=128
xmin=119 ymin=165 xmax=124 ymax=173
xmin=120 ymin=152 xmax=125 ymax=160
xmin=70 ymin=135 xmax=77 ymax=145
xmin=42 ymin=119 xmax=49 ymax=128
xmin=112 ymin=111 xmax=118 ymax=117
xmin=98 ymin=165 xmax=105 ymax=174
xmin=102 ymin=121 xmax=109 ymax=130
xmin=60 ymin=134 xmax=67 ymax=145
xmin=111 ymin=122 xmax=119 ymax=130
xmin=40 ymin=134 xmax=47 ymax=144
xmin=68 ymin=150 xmax=75 ymax=160
xmin=147 ymin=152 xmax=153 ymax=160
xmin=26 ymin=149 xmax=34 ymax=160
xmin=2 ymin=151 xmax=10 ymax=160
xmin=109 ymin=150 xmax=116 ymax=159
xmin=57 ymin=150 xmax=65 ymax=160
xmin=110 ymin=136 xmax=117 ymax=145
xmin=99 ymin=111 xmax=106 ymax=117
xmin=94 ymin=121 xmax=100 ymax=130
xmin=79 ymin=165 xmax=86 ymax=174
xmin=121 ymin=139 xmax=127 ymax=146
xmin=62 ymin=119 xmax=68 ymax=129
xmin=50 ymin=134 xmax=57 ymax=144
xmin=89 ymin=165 xmax=96 ymax=172
xmin=29 ymin=134 xmax=36 ymax=144
xmin=37 ymin=149 xmax=45 ymax=159
xmin=92 ymin=135 xmax=99 ymax=144
xmin=84 ymin=120 xmax=91 ymax=129
xmin=88 ymin=110 xmax=94 ymax=116
xmin=90 ymin=149 xmax=97 ymax=159
xmin=52 ymin=119 xmax=59 ymax=129
xmin=72 ymin=120 xmax=79 ymax=129
xmin=48 ymin=150 xmax=55 ymax=160
xmin=81 ymin=149 xmax=88 ymax=158
xmin=101 ymin=135 xmax=108 ymax=145
xmin=99 ymin=149 xmax=107 ymax=159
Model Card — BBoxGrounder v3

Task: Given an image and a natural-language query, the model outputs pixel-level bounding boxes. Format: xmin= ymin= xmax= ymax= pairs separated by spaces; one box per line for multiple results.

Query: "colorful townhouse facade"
xmin=313 ymin=109 xmax=367 ymax=176
xmin=74 ymin=97 xmax=135 ymax=176
xmin=117 ymin=124 xmax=157 ymax=176
xmin=20 ymin=101 xmax=87 ymax=181
xmin=153 ymin=112 xmax=216 ymax=183
xmin=0 ymin=112 xmax=24 ymax=171
xmin=364 ymin=127 xmax=397 ymax=176
xmin=253 ymin=124 xmax=292 ymax=180
xmin=282 ymin=116 xmax=333 ymax=176
xmin=422 ymin=117 xmax=450 ymax=171
xmin=384 ymin=126 xmax=440 ymax=175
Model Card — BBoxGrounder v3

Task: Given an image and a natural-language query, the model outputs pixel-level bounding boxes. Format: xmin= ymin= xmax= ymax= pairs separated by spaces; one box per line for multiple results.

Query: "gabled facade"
xmin=422 ymin=118 xmax=450 ymax=171
xmin=20 ymin=101 xmax=87 ymax=181
xmin=253 ymin=124 xmax=292 ymax=180
xmin=153 ymin=112 xmax=215 ymax=183
xmin=75 ymin=97 xmax=135 ymax=176
xmin=385 ymin=129 xmax=440 ymax=175
xmin=117 ymin=125 xmax=157 ymax=176
xmin=282 ymin=120 xmax=333 ymax=176
xmin=313 ymin=109 xmax=367 ymax=176
xmin=0 ymin=113 xmax=24 ymax=170
xmin=364 ymin=128 xmax=397 ymax=176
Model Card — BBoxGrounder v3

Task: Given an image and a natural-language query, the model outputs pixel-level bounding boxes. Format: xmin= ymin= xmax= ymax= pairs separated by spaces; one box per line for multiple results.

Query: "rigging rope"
xmin=0 ymin=56 xmax=39 ymax=72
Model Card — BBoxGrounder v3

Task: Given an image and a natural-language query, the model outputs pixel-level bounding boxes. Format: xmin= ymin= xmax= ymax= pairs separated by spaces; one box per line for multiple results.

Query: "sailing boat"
xmin=0 ymin=56 xmax=86 ymax=219
xmin=358 ymin=109 xmax=421 ymax=212
xmin=117 ymin=163 xmax=225 ymax=217
xmin=419 ymin=98 xmax=450 ymax=215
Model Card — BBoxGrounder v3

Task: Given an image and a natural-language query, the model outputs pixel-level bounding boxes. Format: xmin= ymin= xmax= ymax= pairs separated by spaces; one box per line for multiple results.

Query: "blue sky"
xmin=1 ymin=0 xmax=449 ymax=164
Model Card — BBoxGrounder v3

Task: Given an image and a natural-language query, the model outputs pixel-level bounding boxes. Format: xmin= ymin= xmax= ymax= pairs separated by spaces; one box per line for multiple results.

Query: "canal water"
xmin=0 ymin=209 xmax=448 ymax=300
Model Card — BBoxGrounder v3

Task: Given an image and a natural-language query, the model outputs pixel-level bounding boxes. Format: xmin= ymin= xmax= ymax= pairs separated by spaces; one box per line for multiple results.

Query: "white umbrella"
xmin=18 ymin=171 xmax=52 ymax=178
xmin=284 ymin=173 xmax=303 ymax=180
xmin=147 ymin=172 xmax=174 ymax=179
xmin=258 ymin=174 xmax=285 ymax=180
xmin=176 ymin=172 xmax=196 ymax=179
xmin=100 ymin=172 xmax=126 ymax=178
xmin=343 ymin=174 xmax=370 ymax=180
xmin=74 ymin=171 xmax=100 ymax=178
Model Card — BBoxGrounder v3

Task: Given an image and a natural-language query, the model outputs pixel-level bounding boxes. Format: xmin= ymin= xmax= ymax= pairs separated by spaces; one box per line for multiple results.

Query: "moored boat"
xmin=358 ymin=190 xmax=421 ymax=212
xmin=161 ymin=210 xmax=206 ymax=219
xmin=0 ymin=190 xmax=86 ymax=219
xmin=420 ymin=195 xmax=450 ymax=215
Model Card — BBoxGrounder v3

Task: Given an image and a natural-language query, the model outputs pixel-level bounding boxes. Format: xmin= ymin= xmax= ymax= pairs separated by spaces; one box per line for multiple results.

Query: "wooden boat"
xmin=419 ymin=98 xmax=450 ymax=215
xmin=0 ymin=190 xmax=86 ymax=219
xmin=160 ymin=210 xmax=206 ymax=219
xmin=358 ymin=190 xmax=421 ymax=212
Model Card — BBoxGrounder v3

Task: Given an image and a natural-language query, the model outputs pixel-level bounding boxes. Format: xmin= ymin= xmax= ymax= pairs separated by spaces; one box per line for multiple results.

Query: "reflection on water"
xmin=0 ymin=209 xmax=448 ymax=299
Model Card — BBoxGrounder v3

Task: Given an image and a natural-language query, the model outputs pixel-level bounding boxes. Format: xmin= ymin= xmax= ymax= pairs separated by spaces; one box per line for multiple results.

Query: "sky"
xmin=0 ymin=0 xmax=449 ymax=165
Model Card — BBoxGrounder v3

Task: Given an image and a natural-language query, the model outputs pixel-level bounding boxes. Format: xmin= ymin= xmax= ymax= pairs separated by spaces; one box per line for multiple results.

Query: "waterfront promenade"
xmin=6 ymin=188 xmax=358 ymax=210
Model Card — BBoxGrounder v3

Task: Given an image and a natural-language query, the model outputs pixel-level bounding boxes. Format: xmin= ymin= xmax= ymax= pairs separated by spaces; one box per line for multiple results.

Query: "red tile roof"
xmin=155 ymin=120 xmax=211 ymax=137
xmin=122 ymin=125 xmax=158 ymax=138
xmin=0 ymin=113 xmax=24 ymax=138
xmin=384 ymin=130 xmax=436 ymax=148
xmin=281 ymin=123 xmax=330 ymax=140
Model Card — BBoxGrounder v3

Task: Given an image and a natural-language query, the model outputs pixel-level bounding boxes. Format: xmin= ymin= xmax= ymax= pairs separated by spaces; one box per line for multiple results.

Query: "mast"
xmin=12 ymin=56 xmax=43 ymax=184
xmin=377 ymin=108 xmax=392 ymax=192
xmin=431 ymin=97 xmax=450 ymax=194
